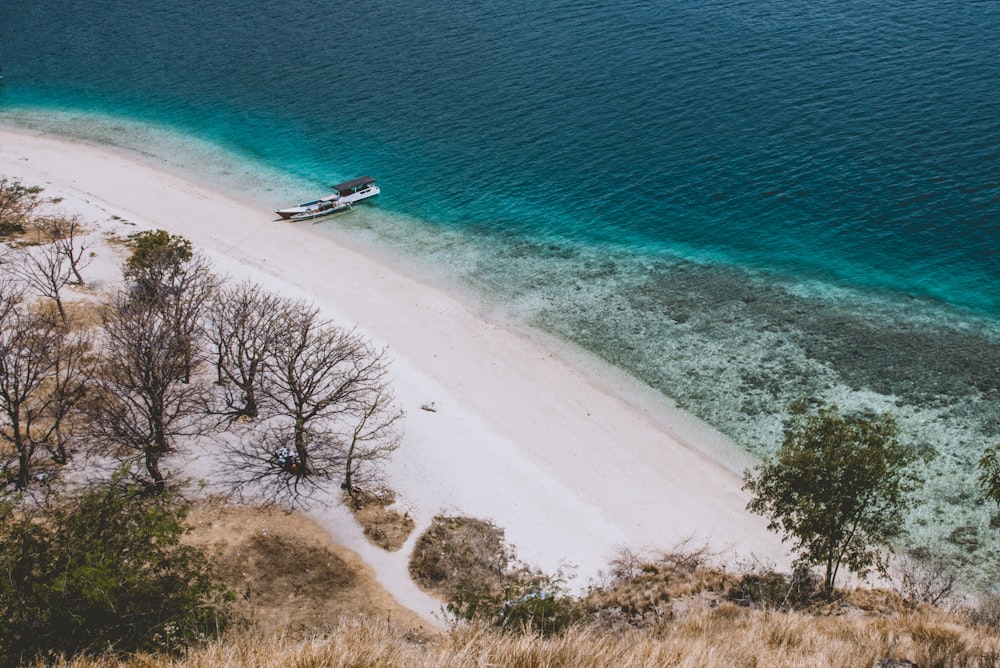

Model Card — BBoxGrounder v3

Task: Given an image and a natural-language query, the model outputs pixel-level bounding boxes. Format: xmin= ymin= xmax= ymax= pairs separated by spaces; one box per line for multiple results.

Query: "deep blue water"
xmin=3 ymin=0 xmax=1000 ymax=583
xmin=2 ymin=0 xmax=998 ymax=310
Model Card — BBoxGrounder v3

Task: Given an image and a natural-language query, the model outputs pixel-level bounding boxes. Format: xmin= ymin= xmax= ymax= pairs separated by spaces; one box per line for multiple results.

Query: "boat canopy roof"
xmin=332 ymin=176 xmax=376 ymax=194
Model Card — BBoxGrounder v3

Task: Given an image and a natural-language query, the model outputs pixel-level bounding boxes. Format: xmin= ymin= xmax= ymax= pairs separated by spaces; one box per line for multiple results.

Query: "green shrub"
xmin=412 ymin=514 xmax=583 ymax=636
xmin=0 ymin=479 xmax=233 ymax=665
xmin=727 ymin=565 xmax=819 ymax=609
xmin=123 ymin=229 xmax=193 ymax=300
xmin=448 ymin=565 xmax=583 ymax=636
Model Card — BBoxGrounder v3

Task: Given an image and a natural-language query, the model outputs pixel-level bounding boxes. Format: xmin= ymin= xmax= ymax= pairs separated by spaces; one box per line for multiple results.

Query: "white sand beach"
xmin=0 ymin=127 xmax=791 ymax=622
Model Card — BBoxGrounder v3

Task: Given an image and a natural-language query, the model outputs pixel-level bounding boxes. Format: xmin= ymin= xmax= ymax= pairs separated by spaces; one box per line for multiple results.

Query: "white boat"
xmin=332 ymin=175 xmax=380 ymax=204
xmin=275 ymin=176 xmax=379 ymax=220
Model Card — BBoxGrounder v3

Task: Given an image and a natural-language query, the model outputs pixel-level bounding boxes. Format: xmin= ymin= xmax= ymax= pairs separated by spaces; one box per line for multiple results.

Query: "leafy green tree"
xmin=980 ymin=444 xmax=1000 ymax=507
xmin=0 ymin=476 xmax=232 ymax=664
xmin=121 ymin=231 xmax=216 ymax=383
xmin=0 ymin=176 xmax=43 ymax=237
xmin=123 ymin=229 xmax=193 ymax=300
xmin=743 ymin=404 xmax=918 ymax=594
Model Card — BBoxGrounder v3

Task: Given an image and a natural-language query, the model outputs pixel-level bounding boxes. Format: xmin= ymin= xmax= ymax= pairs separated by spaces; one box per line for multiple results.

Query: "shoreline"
xmin=0 ymin=125 xmax=791 ymax=620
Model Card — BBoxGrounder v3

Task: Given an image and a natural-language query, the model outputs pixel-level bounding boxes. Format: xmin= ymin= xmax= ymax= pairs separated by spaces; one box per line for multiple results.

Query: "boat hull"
xmin=288 ymin=201 xmax=350 ymax=221
xmin=275 ymin=196 xmax=342 ymax=219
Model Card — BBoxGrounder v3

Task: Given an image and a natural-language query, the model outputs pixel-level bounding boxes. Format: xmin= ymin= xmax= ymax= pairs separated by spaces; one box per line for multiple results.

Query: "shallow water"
xmin=2 ymin=0 xmax=999 ymax=586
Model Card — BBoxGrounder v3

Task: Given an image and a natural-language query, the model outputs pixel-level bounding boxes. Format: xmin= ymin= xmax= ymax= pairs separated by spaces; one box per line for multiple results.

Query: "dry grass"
xmin=12 ymin=292 xmax=102 ymax=330
xmin=585 ymin=545 xmax=733 ymax=626
xmin=183 ymin=499 xmax=428 ymax=635
xmin=0 ymin=223 xmax=36 ymax=246
xmin=343 ymin=489 xmax=415 ymax=552
xmin=59 ymin=299 xmax=104 ymax=329
xmin=38 ymin=604 xmax=1000 ymax=668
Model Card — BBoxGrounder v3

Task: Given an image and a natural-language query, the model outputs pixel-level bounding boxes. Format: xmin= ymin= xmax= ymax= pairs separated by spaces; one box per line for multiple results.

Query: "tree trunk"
xmin=147 ymin=401 xmax=169 ymax=492
xmin=68 ymin=257 xmax=85 ymax=286
xmin=293 ymin=417 xmax=309 ymax=475
xmin=16 ymin=447 xmax=31 ymax=490
xmin=11 ymin=414 xmax=30 ymax=489
xmin=50 ymin=430 xmax=68 ymax=465
xmin=151 ymin=405 xmax=167 ymax=454
xmin=343 ymin=444 xmax=355 ymax=499
xmin=243 ymin=360 xmax=259 ymax=419
xmin=145 ymin=448 xmax=166 ymax=494
xmin=55 ymin=295 xmax=67 ymax=327
xmin=243 ymin=393 xmax=258 ymax=420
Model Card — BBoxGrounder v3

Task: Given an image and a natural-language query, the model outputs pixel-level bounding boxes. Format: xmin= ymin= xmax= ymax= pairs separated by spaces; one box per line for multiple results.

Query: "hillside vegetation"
xmin=32 ymin=506 xmax=1000 ymax=667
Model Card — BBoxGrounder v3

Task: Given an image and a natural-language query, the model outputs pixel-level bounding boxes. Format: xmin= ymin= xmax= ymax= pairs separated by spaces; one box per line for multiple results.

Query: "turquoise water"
xmin=2 ymin=0 xmax=999 ymax=585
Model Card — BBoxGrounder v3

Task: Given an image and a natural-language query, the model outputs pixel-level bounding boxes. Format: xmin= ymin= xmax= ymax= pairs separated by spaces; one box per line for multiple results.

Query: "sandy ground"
xmin=0 ymin=126 xmax=791 ymax=624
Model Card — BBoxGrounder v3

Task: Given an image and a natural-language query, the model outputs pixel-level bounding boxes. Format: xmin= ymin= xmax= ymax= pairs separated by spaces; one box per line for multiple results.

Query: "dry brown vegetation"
xmin=23 ymin=506 xmax=1000 ymax=668
xmin=183 ymin=499 xmax=428 ymax=635
xmin=408 ymin=515 xmax=510 ymax=598
xmin=36 ymin=605 xmax=1000 ymax=668
xmin=583 ymin=544 xmax=731 ymax=626
xmin=343 ymin=489 xmax=415 ymax=552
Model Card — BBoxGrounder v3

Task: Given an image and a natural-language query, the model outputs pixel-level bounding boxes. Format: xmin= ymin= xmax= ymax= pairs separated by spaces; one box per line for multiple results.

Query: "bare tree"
xmin=10 ymin=240 xmax=75 ymax=325
xmin=205 ymin=281 xmax=285 ymax=421
xmin=0 ymin=286 xmax=91 ymax=489
xmin=891 ymin=554 xmax=957 ymax=607
xmin=0 ymin=278 xmax=21 ymax=324
xmin=340 ymin=380 xmax=403 ymax=502
xmin=35 ymin=214 xmax=91 ymax=285
xmin=263 ymin=307 xmax=388 ymax=477
xmin=219 ymin=300 xmax=402 ymax=507
xmin=89 ymin=291 xmax=207 ymax=493
xmin=41 ymin=328 xmax=94 ymax=465
xmin=154 ymin=254 xmax=218 ymax=383
xmin=0 ymin=302 xmax=58 ymax=490
xmin=0 ymin=176 xmax=43 ymax=236
xmin=8 ymin=215 xmax=91 ymax=327
xmin=0 ymin=282 xmax=39 ymax=489
xmin=220 ymin=423 xmax=324 ymax=507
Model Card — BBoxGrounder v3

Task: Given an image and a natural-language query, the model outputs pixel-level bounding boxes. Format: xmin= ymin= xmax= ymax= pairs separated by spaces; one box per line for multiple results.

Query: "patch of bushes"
xmin=409 ymin=514 xmax=581 ymax=636
xmin=448 ymin=565 xmax=583 ymax=636
xmin=582 ymin=545 xmax=727 ymax=628
xmin=727 ymin=565 xmax=820 ymax=609
xmin=965 ymin=593 xmax=1000 ymax=631
xmin=345 ymin=489 xmax=414 ymax=552
xmin=409 ymin=515 xmax=511 ymax=598
xmin=0 ymin=479 xmax=234 ymax=665
xmin=0 ymin=221 xmax=25 ymax=238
